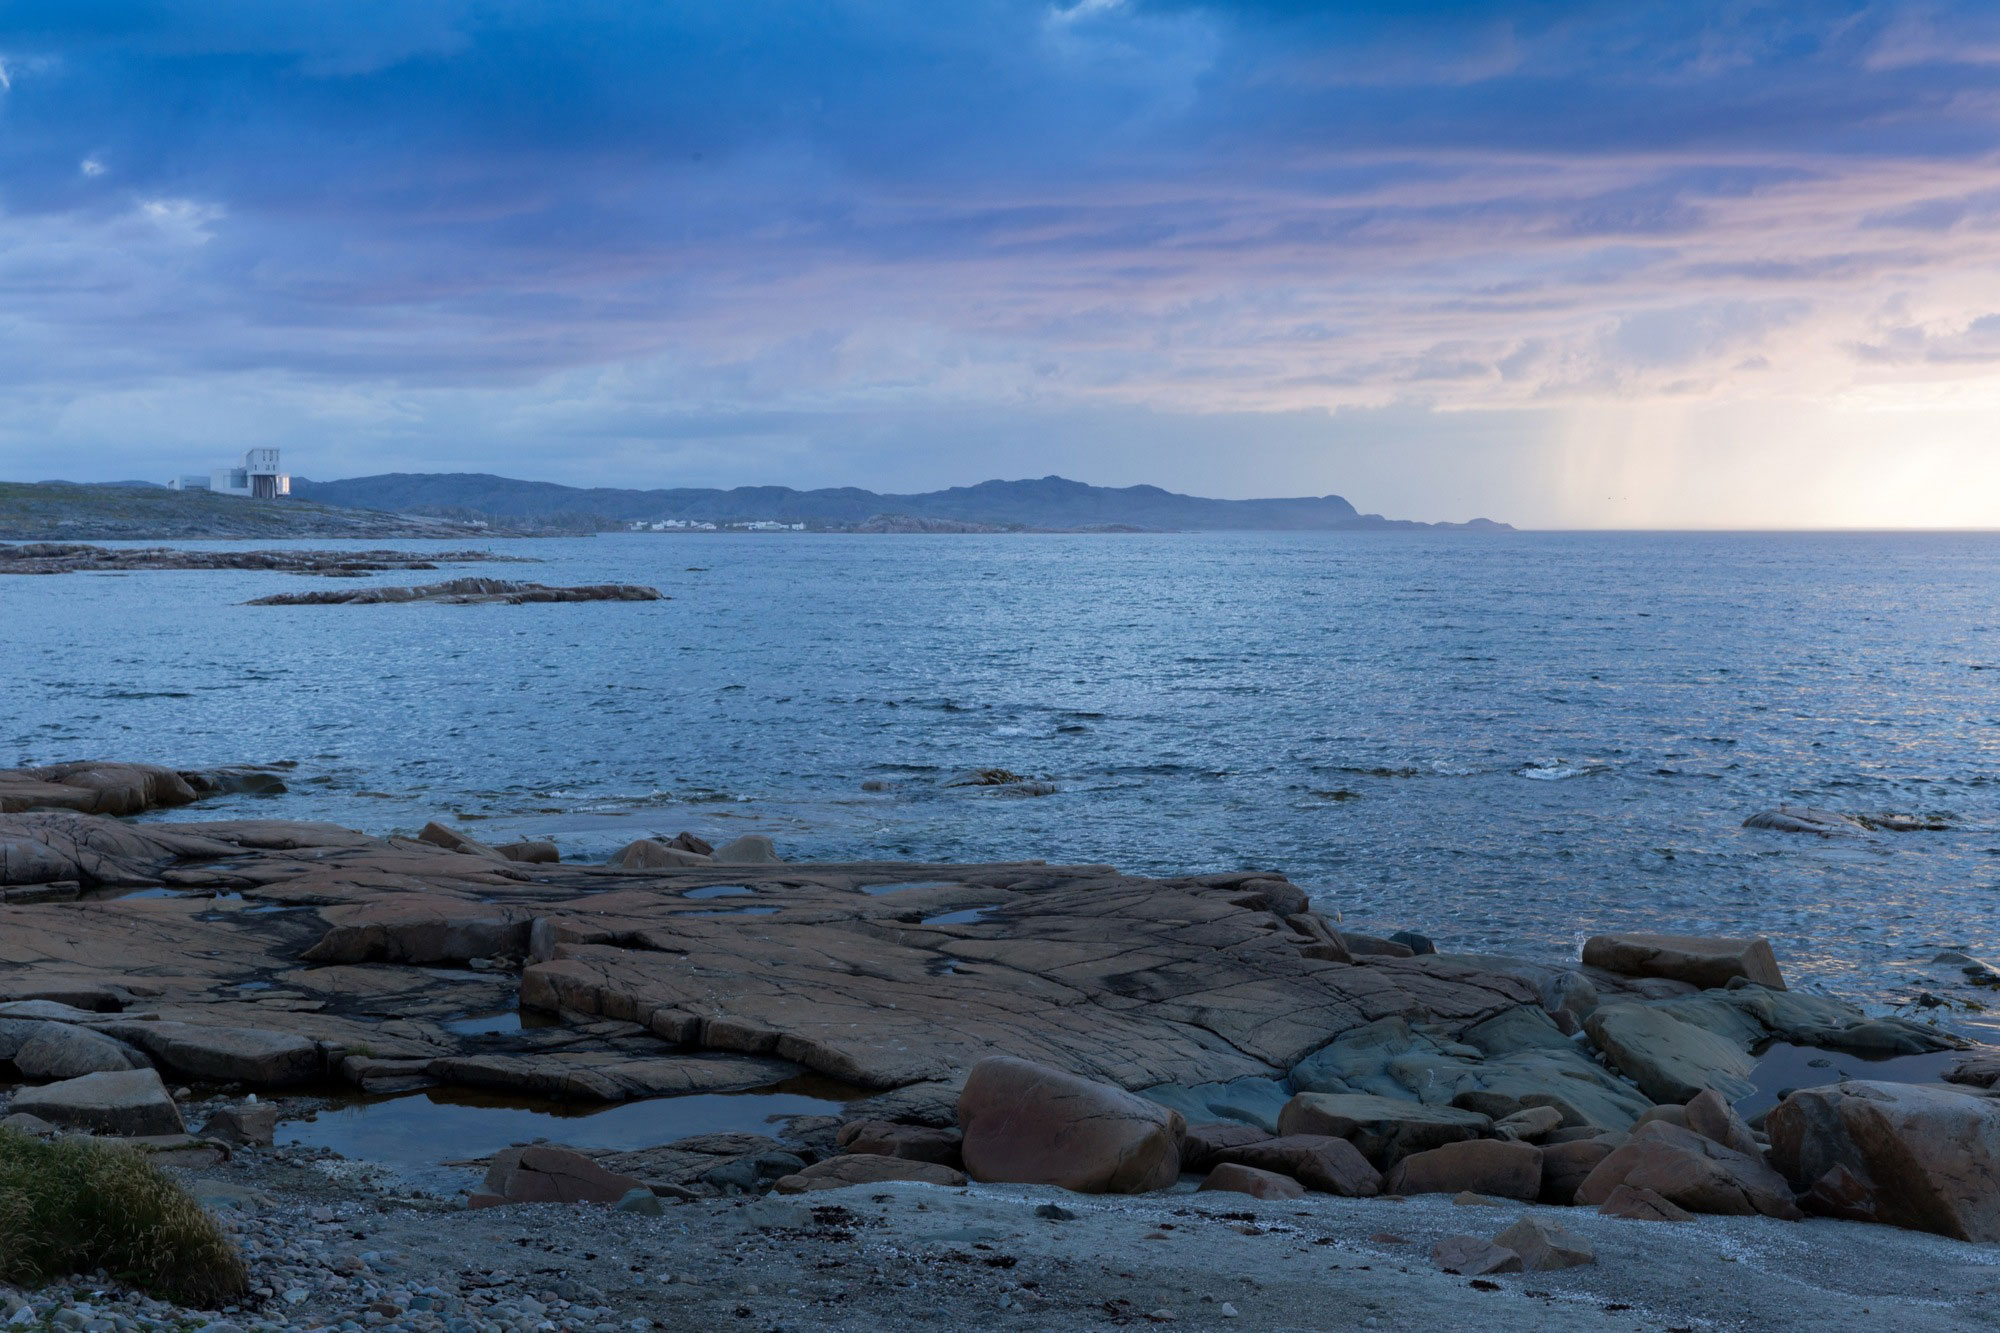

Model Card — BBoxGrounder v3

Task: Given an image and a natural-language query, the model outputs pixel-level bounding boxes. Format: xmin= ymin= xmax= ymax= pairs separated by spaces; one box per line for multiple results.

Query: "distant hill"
xmin=292 ymin=473 xmax=1509 ymax=532
xmin=0 ymin=482 xmax=495 ymax=541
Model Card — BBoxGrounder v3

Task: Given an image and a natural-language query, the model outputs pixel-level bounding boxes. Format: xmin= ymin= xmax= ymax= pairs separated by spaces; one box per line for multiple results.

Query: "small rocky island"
xmin=245 ymin=579 xmax=663 ymax=605
xmin=2 ymin=761 xmax=1997 ymax=1331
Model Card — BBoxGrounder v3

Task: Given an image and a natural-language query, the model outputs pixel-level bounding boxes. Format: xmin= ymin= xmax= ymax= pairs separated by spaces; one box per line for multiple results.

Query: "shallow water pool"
xmin=279 ymin=1081 xmax=859 ymax=1192
xmin=1737 ymin=1041 xmax=1964 ymax=1118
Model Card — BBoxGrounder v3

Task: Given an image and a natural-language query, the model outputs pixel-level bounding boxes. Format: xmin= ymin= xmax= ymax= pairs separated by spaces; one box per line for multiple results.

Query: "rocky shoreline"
xmin=0 ymin=483 xmax=515 ymax=542
xmin=0 ymin=545 xmax=533 ymax=577
xmin=3 ymin=760 xmax=1998 ymax=1329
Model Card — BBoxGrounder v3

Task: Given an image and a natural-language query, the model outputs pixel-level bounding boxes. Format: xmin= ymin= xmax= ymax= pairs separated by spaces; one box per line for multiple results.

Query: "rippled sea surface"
xmin=5 ymin=531 xmax=1997 ymax=1006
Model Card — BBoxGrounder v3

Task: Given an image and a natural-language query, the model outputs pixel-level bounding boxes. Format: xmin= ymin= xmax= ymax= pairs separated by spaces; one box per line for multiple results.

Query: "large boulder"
xmin=470 ymin=1146 xmax=649 ymax=1209
xmin=1382 ymin=1139 xmax=1542 ymax=1201
xmin=606 ymin=838 xmax=711 ymax=869
xmin=1198 ymin=1163 xmax=1304 ymax=1201
xmin=1683 ymin=1089 xmax=1761 ymax=1158
xmin=1576 ymin=1121 xmax=1800 ymax=1220
xmin=0 ymin=1017 xmax=45 ymax=1059
xmin=1431 ymin=1236 xmax=1522 ymax=1276
xmin=11 ymin=1068 xmax=185 ymax=1137
xmin=1215 ymin=1135 xmax=1381 ymax=1197
xmin=1276 ymin=1091 xmax=1488 ymax=1168
xmin=957 ymin=1056 xmax=1184 ymax=1194
xmin=1493 ymin=1217 xmax=1594 ymax=1271
xmin=1539 ymin=1137 xmax=1619 ymax=1205
xmin=1583 ymin=933 xmax=1785 ymax=991
xmin=416 ymin=821 xmax=507 ymax=861
xmin=773 ymin=1154 xmax=966 ymax=1193
xmin=1492 ymin=1105 xmax=1563 ymax=1142
xmin=834 ymin=1119 xmax=964 ymax=1167
xmin=712 ymin=835 xmax=782 ymax=865
xmin=1182 ymin=1122 xmax=1272 ymax=1173
xmin=199 ymin=1103 xmax=279 ymax=1147
xmin=12 ymin=1022 xmax=148 ymax=1079
xmin=1765 ymin=1080 xmax=2000 ymax=1242
xmin=1597 ymin=1183 xmax=1694 ymax=1222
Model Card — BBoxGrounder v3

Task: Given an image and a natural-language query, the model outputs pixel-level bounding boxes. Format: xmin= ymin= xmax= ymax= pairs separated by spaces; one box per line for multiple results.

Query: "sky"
xmin=2 ymin=2 xmax=1999 ymax=527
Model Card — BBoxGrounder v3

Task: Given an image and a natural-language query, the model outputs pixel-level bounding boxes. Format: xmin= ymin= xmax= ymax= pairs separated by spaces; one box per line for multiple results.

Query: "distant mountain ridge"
xmin=291 ymin=473 xmax=1509 ymax=532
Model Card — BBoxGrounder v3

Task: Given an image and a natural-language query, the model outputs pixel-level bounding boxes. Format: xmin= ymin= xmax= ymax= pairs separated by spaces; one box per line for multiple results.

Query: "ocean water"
xmin=4 ymin=531 xmax=1997 ymax=1012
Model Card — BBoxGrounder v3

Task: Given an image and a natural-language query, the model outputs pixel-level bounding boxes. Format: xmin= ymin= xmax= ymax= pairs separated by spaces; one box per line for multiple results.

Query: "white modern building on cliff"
xmin=166 ymin=447 xmax=290 ymax=500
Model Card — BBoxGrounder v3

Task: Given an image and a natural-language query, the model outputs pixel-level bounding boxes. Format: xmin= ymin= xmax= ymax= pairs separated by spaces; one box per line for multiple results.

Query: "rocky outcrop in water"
xmin=1744 ymin=806 xmax=1952 ymax=835
xmin=0 ymin=760 xmax=289 ymax=817
xmin=246 ymin=578 xmax=662 ymax=605
xmin=1583 ymin=932 xmax=1786 ymax=990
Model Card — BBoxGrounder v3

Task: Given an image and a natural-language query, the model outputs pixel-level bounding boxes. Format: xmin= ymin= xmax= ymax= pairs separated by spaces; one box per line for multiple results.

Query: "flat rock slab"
xmin=428 ymin=1051 xmax=798 ymax=1101
xmin=11 ymin=1021 xmax=148 ymax=1078
xmin=3 ymin=808 xmax=1559 ymax=1115
xmin=12 ymin=1067 xmax=186 ymax=1136
xmin=521 ymin=875 xmax=1539 ymax=1092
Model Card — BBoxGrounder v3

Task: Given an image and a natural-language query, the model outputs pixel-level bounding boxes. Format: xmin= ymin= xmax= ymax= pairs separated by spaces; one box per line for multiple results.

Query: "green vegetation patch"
xmin=0 ymin=1128 xmax=247 ymax=1306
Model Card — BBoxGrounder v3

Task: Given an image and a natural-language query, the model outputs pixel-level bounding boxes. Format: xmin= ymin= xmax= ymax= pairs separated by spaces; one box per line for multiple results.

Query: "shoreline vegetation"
xmin=1 ymin=475 xmax=1512 ymax=541
xmin=1 ymin=760 xmax=1997 ymax=1329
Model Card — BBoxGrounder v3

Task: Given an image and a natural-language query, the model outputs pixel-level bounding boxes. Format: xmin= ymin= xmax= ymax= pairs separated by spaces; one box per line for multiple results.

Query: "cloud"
xmin=1 ymin=1 xmax=1999 ymax=525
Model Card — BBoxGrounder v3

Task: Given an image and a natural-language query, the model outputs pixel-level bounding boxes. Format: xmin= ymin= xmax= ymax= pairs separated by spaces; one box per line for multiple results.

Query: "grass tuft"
xmin=0 ymin=1128 xmax=248 ymax=1306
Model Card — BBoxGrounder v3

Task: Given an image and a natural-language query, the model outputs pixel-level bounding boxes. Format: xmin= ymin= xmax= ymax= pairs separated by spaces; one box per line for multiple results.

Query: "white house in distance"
xmin=628 ymin=519 xmax=804 ymax=532
xmin=167 ymin=447 xmax=291 ymax=500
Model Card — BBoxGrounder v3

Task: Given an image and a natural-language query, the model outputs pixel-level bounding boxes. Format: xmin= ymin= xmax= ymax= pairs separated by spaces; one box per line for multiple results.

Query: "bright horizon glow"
xmin=1 ymin=2 xmax=1998 ymax=529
